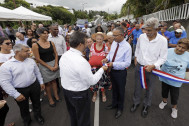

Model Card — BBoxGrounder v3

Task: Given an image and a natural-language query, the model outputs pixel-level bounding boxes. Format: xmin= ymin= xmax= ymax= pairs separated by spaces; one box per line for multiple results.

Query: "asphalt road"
xmin=4 ymin=64 xmax=189 ymax=126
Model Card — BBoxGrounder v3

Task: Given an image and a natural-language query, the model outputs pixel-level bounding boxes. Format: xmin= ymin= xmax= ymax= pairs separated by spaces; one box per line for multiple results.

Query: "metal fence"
xmin=141 ymin=3 xmax=189 ymax=21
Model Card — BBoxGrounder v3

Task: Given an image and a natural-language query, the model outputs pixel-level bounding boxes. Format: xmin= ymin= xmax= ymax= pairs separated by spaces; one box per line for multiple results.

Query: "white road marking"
xmin=94 ymin=90 xmax=100 ymax=126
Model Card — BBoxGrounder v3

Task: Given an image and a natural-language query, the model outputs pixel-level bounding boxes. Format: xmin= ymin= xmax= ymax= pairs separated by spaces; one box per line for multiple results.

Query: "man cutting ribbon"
xmin=130 ymin=17 xmax=168 ymax=118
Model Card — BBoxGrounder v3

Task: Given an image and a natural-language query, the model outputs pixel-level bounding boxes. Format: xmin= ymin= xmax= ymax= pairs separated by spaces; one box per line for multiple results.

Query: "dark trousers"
xmin=110 ymin=69 xmax=127 ymax=111
xmin=133 ymin=64 xmax=157 ymax=106
xmin=0 ymin=103 xmax=9 ymax=126
xmin=162 ymin=82 xmax=180 ymax=105
xmin=15 ymin=80 xmax=41 ymax=123
xmin=63 ymin=88 xmax=90 ymax=126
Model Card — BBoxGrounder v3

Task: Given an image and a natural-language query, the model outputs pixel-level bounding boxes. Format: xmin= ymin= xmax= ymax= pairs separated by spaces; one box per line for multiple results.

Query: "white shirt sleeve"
xmin=62 ymin=37 xmax=67 ymax=53
xmin=78 ymin=60 xmax=104 ymax=86
xmin=154 ymin=40 xmax=168 ymax=69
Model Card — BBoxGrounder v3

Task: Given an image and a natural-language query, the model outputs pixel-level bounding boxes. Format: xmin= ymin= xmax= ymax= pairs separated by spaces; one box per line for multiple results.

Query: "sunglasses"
xmin=4 ymin=42 xmax=12 ymax=45
xmin=175 ymin=32 xmax=180 ymax=34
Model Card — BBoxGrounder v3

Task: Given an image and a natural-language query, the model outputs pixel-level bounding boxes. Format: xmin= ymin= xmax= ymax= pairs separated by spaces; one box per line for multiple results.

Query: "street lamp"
xmin=81 ymin=2 xmax=87 ymax=11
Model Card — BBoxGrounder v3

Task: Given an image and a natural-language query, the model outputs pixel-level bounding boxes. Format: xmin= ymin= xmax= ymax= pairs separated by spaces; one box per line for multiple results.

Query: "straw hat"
xmin=91 ymin=32 xmax=107 ymax=41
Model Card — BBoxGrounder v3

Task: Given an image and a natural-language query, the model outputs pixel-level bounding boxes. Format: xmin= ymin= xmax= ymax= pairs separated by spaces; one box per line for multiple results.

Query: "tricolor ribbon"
xmin=140 ymin=66 xmax=189 ymax=89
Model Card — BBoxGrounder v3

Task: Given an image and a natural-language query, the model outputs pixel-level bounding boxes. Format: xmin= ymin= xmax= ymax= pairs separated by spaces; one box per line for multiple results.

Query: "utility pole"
xmin=81 ymin=2 xmax=87 ymax=11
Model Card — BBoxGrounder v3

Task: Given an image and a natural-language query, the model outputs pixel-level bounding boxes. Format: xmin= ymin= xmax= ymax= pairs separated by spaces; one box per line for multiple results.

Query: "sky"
xmin=25 ymin=0 xmax=126 ymax=13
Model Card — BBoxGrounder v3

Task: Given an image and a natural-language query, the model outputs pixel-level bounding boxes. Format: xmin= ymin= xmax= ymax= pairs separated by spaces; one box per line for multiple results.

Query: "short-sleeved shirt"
xmin=0 ymin=50 xmax=15 ymax=63
xmin=160 ymin=48 xmax=189 ymax=87
xmin=132 ymin=29 xmax=142 ymax=45
xmin=169 ymin=36 xmax=184 ymax=45
xmin=90 ymin=43 xmax=108 ymax=57
xmin=158 ymin=31 xmax=171 ymax=39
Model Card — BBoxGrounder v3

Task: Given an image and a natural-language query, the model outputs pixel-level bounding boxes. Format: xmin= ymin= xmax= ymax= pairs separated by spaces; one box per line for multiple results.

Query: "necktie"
xmin=112 ymin=43 xmax=119 ymax=62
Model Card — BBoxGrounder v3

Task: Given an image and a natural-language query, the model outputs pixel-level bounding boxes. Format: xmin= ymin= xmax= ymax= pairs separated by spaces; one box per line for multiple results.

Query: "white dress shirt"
xmin=106 ymin=40 xmax=132 ymax=70
xmin=15 ymin=38 xmax=28 ymax=46
xmin=135 ymin=33 xmax=168 ymax=69
xmin=59 ymin=48 xmax=104 ymax=91
xmin=48 ymin=33 xmax=67 ymax=56
xmin=0 ymin=58 xmax=44 ymax=99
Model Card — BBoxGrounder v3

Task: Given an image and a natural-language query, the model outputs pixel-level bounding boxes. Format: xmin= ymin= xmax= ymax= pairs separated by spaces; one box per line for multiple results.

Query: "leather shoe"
xmin=115 ymin=110 xmax=122 ymax=119
xmin=106 ymin=104 xmax=117 ymax=110
xmin=141 ymin=106 xmax=149 ymax=118
xmin=130 ymin=104 xmax=140 ymax=112
xmin=35 ymin=116 xmax=44 ymax=125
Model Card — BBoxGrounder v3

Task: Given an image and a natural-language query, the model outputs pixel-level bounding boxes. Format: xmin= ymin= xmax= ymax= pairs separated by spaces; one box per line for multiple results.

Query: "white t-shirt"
xmin=82 ymin=27 xmax=91 ymax=37
xmin=0 ymin=50 xmax=15 ymax=63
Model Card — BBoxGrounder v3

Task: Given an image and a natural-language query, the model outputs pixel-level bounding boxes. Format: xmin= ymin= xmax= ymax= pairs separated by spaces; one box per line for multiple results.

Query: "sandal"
xmin=102 ymin=96 xmax=107 ymax=102
xmin=92 ymin=96 xmax=97 ymax=102
xmin=8 ymin=122 xmax=15 ymax=126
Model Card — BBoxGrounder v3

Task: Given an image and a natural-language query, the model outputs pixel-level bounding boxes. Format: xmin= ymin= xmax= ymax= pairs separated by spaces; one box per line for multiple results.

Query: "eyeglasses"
xmin=4 ymin=42 xmax=12 ymax=45
xmin=113 ymin=34 xmax=122 ymax=37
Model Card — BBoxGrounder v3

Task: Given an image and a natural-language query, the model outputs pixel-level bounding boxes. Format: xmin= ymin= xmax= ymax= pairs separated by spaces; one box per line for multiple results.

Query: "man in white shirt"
xmin=82 ymin=23 xmax=91 ymax=37
xmin=48 ymin=24 xmax=67 ymax=61
xmin=48 ymin=24 xmax=67 ymax=92
xmin=0 ymin=44 xmax=45 ymax=126
xmin=59 ymin=31 xmax=108 ymax=126
xmin=130 ymin=17 xmax=168 ymax=118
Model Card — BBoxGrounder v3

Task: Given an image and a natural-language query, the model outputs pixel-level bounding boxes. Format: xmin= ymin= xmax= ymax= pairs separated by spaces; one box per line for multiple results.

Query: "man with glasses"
xmin=103 ymin=27 xmax=132 ymax=119
xmin=169 ymin=29 xmax=184 ymax=48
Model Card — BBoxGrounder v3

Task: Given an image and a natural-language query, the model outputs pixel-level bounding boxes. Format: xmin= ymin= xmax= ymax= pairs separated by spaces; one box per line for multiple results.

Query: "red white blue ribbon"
xmin=140 ymin=66 xmax=189 ymax=89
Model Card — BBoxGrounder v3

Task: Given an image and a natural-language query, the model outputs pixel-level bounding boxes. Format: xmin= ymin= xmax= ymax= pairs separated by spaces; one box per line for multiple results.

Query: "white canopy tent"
xmin=13 ymin=6 xmax=52 ymax=21
xmin=0 ymin=6 xmax=24 ymax=21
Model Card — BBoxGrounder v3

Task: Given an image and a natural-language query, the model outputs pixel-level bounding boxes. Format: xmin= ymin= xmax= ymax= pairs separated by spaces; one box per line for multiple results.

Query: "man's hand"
xmin=144 ymin=65 xmax=155 ymax=72
xmin=107 ymin=62 xmax=113 ymax=68
xmin=102 ymin=58 xmax=108 ymax=64
xmin=16 ymin=94 xmax=25 ymax=102
xmin=40 ymin=84 xmax=45 ymax=91
xmin=0 ymin=100 xmax=6 ymax=109
xmin=102 ymin=66 xmax=108 ymax=71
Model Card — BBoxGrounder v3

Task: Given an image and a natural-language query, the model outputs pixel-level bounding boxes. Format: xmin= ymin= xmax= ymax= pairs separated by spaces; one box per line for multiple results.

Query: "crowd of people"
xmin=0 ymin=17 xmax=189 ymax=126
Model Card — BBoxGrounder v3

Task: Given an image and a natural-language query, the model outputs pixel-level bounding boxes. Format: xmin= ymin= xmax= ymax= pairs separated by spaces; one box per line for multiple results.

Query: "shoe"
xmin=141 ymin=106 xmax=149 ymax=118
xmin=171 ymin=108 xmax=178 ymax=119
xmin=49 ymin=103 xmax=56 ymax=107
xmin=35 ymin=116 xmax=44 ymax=125
xmin=115 ymin=110 xmax=122 ymax=119
xmin=55 ymin=98 xmax=62 ymax=102
xmin=106 ymin=104 xmax=117 ymax=110
xmin=130 ymin=104 xmax=140 ymax=112
xmin=159 ymin=101 xmax=167 ymax=109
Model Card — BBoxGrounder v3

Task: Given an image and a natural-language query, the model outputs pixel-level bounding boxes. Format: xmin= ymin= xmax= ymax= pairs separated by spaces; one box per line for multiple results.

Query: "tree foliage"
xmin=0 ymin=0 xmax=30 ymax=9
xmin=121 ymin=0 xmax=189 ymax=18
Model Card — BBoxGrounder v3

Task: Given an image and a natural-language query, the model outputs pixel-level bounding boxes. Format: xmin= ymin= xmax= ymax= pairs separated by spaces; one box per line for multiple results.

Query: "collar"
xmin=10 ymin=57 xmax=28 ymax=62
xmin=144 ymin=33 xmax=160 ymax=43
xmin=114 ymin=39 xmax=125 ymax=46
xmin=70 ymin=48 xmax=83 ymax=56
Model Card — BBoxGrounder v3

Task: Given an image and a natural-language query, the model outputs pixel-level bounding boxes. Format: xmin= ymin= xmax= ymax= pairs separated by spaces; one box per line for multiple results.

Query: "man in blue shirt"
xmin=0 ymin=44 xmax=45 ymax=126
xmin=170 ymin=23 xmax=187 ymax=39
xmin=169 ymin=29 xmax=184 ymax=48
xmin=103 ymin=27 xmax=132 ymax=119
xmin=132 ymin=24 xmax=142 ymax=53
